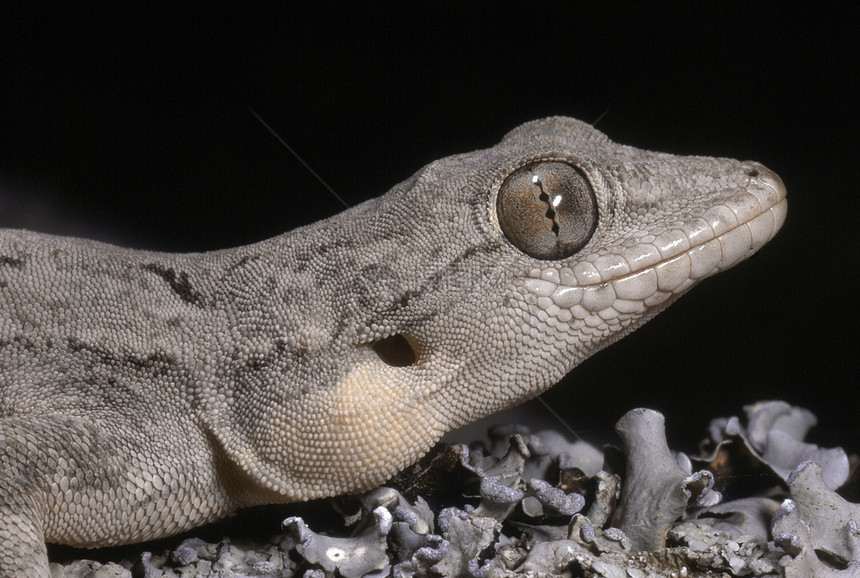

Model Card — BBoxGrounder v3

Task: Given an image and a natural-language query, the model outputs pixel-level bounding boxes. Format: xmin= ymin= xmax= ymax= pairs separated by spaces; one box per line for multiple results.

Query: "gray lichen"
xmin=54 ymin=401 xmax=858 ymax=577
xmin=771 ymin=462 xmax=860 ymax=576
xmin=612 ymin=408 xmax=720 ymax=552
xmin=284 ymin=505 xmax=392 ymax=577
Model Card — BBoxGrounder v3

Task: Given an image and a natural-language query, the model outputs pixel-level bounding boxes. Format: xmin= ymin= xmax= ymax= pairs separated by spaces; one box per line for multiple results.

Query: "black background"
xmin=2 ymin=3 xmax=857 ymax=455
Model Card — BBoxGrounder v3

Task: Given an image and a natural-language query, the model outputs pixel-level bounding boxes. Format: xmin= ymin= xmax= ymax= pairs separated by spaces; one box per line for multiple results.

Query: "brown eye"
xmin=497 ymin=162 xmax=597 ymax=260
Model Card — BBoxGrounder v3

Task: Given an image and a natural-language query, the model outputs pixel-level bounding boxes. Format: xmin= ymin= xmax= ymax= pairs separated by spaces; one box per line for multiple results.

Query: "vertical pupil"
xmin=497 ymin=161 xmax=597 ymax=260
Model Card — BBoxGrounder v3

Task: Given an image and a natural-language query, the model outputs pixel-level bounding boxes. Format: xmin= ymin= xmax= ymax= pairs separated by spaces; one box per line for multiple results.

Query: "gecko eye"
xmin=497 ymin=162 xmax=597 ymax=260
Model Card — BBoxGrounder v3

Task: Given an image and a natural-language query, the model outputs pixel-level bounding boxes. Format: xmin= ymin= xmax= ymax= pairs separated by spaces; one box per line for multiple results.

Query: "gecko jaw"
xmin=521 ymin=168 xmax=787 ymax=319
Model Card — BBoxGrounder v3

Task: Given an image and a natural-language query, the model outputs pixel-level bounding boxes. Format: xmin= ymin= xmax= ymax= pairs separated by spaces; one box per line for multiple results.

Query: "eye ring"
xmin=496 ymin=161 xmax=597 ymax=260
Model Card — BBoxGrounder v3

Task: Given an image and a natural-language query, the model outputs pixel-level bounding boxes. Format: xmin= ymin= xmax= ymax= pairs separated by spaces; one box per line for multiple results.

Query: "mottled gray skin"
xmin=0 ymin=117 xmax=786 ymax=575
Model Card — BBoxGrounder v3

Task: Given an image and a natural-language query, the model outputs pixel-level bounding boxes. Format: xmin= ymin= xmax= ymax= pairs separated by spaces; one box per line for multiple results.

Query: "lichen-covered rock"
xmin=55 ymin=401 xmax=857 ymax=577
xmin=54 ymin=560 xmax=132 ymax=578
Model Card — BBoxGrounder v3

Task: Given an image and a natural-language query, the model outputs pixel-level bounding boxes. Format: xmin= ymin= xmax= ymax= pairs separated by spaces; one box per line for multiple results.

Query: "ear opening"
xmin=372 ymin=334 xmax=418 ymax=367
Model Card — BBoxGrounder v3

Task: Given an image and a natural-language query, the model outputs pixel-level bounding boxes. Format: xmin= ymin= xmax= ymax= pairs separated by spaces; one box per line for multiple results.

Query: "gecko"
xmin=0 ymin=116 xmax=786 ymax=575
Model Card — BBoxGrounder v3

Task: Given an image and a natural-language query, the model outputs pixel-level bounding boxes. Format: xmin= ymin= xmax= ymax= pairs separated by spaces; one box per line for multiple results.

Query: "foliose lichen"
xmin=56 ymin=401 xmax=858 ymax=577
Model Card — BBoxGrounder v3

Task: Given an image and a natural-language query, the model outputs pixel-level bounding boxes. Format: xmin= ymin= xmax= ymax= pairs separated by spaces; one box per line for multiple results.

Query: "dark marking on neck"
xmin=141 ymin=263 xmax=202 ymax=305
xmin=1 ymin=255 xmax=25 ymax=268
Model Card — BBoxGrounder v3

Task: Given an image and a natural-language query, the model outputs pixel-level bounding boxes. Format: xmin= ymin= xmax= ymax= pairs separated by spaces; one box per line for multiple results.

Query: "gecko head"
xmin=219 ymin=117 xmax=786 ymax=501
xmin=352 ymin=116 xmax=787 ymax=439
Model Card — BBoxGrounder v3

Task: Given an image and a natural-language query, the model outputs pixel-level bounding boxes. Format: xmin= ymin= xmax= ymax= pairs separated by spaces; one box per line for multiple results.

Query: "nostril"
xmin=372 ymin=334 xmax=417 ymax=367
xmin=741 ymin=163 xmax=787 ymax=202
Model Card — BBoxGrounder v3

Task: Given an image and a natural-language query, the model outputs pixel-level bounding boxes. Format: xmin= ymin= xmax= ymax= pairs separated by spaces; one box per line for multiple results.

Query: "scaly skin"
xmin=0 ymin=117 xmax=786 ymax=575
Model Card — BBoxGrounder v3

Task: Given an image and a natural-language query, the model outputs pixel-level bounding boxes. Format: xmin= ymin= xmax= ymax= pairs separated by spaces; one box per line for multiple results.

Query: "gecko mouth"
xmin=606 ymin=164 xmax=786 ymax=286
xmin=522 ymin=164 xmax=787 ymax=317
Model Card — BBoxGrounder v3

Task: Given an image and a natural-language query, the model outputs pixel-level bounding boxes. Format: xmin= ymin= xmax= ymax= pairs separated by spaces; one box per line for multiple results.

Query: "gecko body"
xmin=0 ymin=117 xmax=786 ymax=575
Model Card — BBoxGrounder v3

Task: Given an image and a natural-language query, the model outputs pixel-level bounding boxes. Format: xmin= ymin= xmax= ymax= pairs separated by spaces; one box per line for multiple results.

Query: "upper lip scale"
xmin=582 ymin=170 xmax=788 ymax=288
